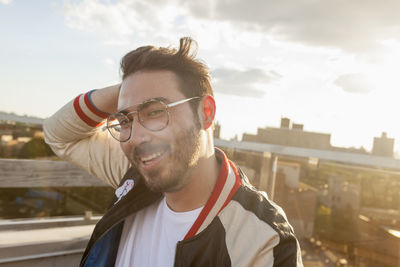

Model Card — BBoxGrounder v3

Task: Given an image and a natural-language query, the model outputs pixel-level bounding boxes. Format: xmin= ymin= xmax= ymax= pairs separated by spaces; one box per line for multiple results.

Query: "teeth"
xmin=141 ymin=152 xmax=163 ymax=162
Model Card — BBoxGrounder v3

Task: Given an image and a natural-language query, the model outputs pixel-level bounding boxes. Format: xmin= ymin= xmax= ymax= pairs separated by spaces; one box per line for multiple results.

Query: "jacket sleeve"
xmin=252 ymin=235 xmax=303 ymax=267
xmin=43 ymin=91 xmax=130 ymax=188
xmin=219 ymin=187 xmax=304 ymax=267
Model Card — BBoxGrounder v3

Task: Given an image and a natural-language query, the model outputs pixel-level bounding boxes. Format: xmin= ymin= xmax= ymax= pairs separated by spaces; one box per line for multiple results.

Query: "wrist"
xmin=90 ymin=84 xmax=121 ymax=114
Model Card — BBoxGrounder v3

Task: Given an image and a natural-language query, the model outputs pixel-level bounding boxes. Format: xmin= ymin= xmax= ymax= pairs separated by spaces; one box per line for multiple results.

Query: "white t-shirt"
xmin=115 ymin=197 xmax=203 ymax=267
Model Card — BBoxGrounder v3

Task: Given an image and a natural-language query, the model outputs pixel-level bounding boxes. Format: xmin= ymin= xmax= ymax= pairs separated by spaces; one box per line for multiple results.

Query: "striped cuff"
xmin=73 ymin=91 xmax=110 ymax=127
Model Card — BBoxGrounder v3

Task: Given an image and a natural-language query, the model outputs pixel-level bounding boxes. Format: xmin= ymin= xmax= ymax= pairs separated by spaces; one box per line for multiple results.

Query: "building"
xmin=242 ymin=117 xmax=331 ymax=150
xmin=242 ymin=117 xmax=369 ymax=155
xmin=0 ymin=112 xmax=46 ymax=158
xmin=325 ymin=175 xmax=360 ymax=211
xmin=372 ymin=132 xmax=395 ymax=157
xmin=213 ymin=122 xmax=221 ymax=139
xmin=273 ymin=162 xmax=318 ymax=239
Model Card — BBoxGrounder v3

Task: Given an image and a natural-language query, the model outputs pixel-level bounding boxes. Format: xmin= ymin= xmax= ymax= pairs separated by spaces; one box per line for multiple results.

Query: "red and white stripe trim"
xmin=184 ymin=148 xmax=242 ymax=240
xmin=73 ymin=92 xmax=109 ymax=127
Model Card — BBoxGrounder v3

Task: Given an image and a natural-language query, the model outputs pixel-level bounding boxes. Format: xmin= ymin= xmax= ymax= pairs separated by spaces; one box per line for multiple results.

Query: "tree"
xmin=17 ymin=137 xmax=55 ymax=159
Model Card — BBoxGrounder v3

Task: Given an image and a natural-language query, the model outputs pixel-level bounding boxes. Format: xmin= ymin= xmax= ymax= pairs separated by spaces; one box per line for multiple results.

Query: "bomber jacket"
xmin=44 ymin=91 xmax=303 ymax=267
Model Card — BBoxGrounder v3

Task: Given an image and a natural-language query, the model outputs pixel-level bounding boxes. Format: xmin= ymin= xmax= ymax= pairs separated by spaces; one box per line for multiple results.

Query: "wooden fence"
xmin=0 ymin=159 xmax=108 ymax=188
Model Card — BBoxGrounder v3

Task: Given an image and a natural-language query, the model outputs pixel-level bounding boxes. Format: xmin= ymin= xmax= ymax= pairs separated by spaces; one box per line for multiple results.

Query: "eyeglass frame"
xmin=105 ymin=96 xmax=201 ymax=142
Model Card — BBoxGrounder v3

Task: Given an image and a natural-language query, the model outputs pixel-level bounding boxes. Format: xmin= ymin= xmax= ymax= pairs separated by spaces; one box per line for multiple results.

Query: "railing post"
xmin=258 ymin=152 xmax=271 ymax=192
xmin=268 ymin=154 xmax=278 ymax=201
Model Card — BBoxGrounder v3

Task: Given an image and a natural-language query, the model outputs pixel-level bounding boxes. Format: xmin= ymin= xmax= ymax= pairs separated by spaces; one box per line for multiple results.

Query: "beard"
xmin=130 ymin=125 xmax=202 ymax=193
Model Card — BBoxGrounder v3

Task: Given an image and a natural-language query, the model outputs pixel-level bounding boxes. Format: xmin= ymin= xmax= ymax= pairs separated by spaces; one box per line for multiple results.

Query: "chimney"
xmin=281 ymin=117 xmax=291 ymax=129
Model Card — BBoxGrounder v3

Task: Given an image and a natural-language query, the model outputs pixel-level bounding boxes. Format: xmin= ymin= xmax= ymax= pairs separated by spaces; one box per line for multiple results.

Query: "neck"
xmin=164 ymin=150 xmax=220 ymax=212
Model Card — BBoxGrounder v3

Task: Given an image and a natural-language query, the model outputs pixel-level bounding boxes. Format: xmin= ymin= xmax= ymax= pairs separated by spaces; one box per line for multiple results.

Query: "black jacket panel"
xmin=174 ymin=217 xmax=231 ymax=267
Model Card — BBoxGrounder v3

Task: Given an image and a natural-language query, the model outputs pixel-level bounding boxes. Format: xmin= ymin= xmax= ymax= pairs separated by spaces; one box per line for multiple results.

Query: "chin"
xmin=144 ymin=179 xmax=180 ymax=193
xmin=143 ymin=170 xmax=187 ymax=193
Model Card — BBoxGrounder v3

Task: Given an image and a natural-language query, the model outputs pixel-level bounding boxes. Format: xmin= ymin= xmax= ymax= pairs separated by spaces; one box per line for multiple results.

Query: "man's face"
xmin=118 ymin=70 xmax=202 ymax=193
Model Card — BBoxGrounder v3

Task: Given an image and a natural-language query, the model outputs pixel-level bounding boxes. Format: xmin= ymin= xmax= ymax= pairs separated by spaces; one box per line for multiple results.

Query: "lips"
xmin=133 ymin=144 xmax=169 ymax=170
xmin=140 ymin=151 xmax=164 ymax=165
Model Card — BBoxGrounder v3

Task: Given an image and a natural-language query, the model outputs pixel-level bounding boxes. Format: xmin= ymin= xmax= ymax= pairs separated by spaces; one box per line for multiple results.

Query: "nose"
xmin=126 ymin=117 xmax=150 ymax=146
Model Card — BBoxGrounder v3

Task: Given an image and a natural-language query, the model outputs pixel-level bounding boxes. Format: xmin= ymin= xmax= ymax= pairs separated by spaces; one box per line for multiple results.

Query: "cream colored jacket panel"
xmin=43 ymin=92 xmax=130 ymax=188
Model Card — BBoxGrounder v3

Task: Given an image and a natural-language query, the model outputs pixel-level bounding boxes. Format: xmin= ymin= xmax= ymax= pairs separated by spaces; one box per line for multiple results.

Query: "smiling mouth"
xmin=138 ymin=150 xmax=167 ymax=166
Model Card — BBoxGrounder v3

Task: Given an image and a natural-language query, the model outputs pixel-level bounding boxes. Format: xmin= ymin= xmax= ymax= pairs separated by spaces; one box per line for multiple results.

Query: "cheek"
xmin=170 ymin=109 xmax=198 ymax=131
xmin=167 ymin=124 xmax=187 ymax=142
xmin=157 ymin=129 xmax=176 ymax=146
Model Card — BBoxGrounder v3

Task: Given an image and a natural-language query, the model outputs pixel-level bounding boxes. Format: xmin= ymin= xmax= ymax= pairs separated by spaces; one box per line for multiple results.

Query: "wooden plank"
xmin=0 ymin=159 xmax=109 ymax=188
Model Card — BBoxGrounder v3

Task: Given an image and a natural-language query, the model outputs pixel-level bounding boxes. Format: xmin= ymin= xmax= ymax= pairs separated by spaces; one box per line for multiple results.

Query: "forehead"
xmin=118 ymin=70 xmax=185 ymax=111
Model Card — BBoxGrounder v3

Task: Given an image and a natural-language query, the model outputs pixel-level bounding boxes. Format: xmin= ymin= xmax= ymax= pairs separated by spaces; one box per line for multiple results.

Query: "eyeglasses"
xmin=106 ymin=96 xmax=200 ymax=142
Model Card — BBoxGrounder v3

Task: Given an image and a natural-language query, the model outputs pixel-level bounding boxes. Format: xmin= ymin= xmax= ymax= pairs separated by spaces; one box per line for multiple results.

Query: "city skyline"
xmin=1 ymin=0 xmax=400 ymax=153
xmin=1 ymin=109 xmax=397 ymax=159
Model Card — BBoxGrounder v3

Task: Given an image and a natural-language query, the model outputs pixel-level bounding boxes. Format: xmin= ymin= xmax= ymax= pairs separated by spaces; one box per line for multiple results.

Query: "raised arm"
xmin=89 ymin=84 xmax=121 ymax=114
xmin=44 ymin=84 xmax=130 ymax=188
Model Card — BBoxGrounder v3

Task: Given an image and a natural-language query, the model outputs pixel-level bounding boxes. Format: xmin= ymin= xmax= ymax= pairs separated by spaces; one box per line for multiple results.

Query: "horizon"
xmin=1 ymin=109 xmax=398 ymax=157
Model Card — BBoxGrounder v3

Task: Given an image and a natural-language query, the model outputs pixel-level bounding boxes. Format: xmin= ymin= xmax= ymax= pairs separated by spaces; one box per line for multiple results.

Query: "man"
xmin=44 ymin=37 xmax=303 ymax=266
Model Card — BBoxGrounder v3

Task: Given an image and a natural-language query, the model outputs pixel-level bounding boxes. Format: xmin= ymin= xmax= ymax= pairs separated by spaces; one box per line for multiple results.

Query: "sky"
xmin=1 ymin=0 xmax=400 ymax=154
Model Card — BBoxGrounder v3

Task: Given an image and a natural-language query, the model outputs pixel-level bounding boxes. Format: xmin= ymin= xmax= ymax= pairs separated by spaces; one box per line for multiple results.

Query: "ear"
xmin=200 ymin=95 xmax=216 ymax=130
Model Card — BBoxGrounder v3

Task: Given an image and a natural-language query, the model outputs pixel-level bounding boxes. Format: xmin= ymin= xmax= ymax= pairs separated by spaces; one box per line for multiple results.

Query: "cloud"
xmin=212 ymin=67 xmax=281 ymax=97
xmin=62 ymin=0 xmax=190 ymax=44
xmin=62 ymin=0 xmax=400 ymax=55
xmin=334 ymin=73 xmax=375 ymax=94
xmin=183 ymin=0 xmax=400 ymax=53
xmin=0 ymin=0 xmax=13 ymax=5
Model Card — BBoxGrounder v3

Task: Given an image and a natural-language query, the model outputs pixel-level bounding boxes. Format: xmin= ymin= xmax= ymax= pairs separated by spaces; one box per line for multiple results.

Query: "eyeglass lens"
xmin=107 ymin=100 xmax=169 ymax=142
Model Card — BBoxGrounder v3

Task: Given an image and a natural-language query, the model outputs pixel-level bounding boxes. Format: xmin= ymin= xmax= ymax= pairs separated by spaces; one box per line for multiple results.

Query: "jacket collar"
xmin=184 ymin=148 xmax=242 ymax=239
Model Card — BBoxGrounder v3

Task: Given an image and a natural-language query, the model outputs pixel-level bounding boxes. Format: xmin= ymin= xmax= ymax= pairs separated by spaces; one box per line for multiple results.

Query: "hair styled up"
xmin=120 ymin=37 xmax=213 ymax=116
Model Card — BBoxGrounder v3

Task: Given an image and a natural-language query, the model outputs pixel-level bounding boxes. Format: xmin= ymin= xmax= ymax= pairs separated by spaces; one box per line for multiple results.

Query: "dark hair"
xmin=120 ymin=37 xmax=213 ymax=119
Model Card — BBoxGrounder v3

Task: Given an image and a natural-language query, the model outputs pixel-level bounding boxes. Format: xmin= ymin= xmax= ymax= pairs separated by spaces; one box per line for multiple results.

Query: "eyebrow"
xmin=117 ymin=97 xmax=170 ymax=113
